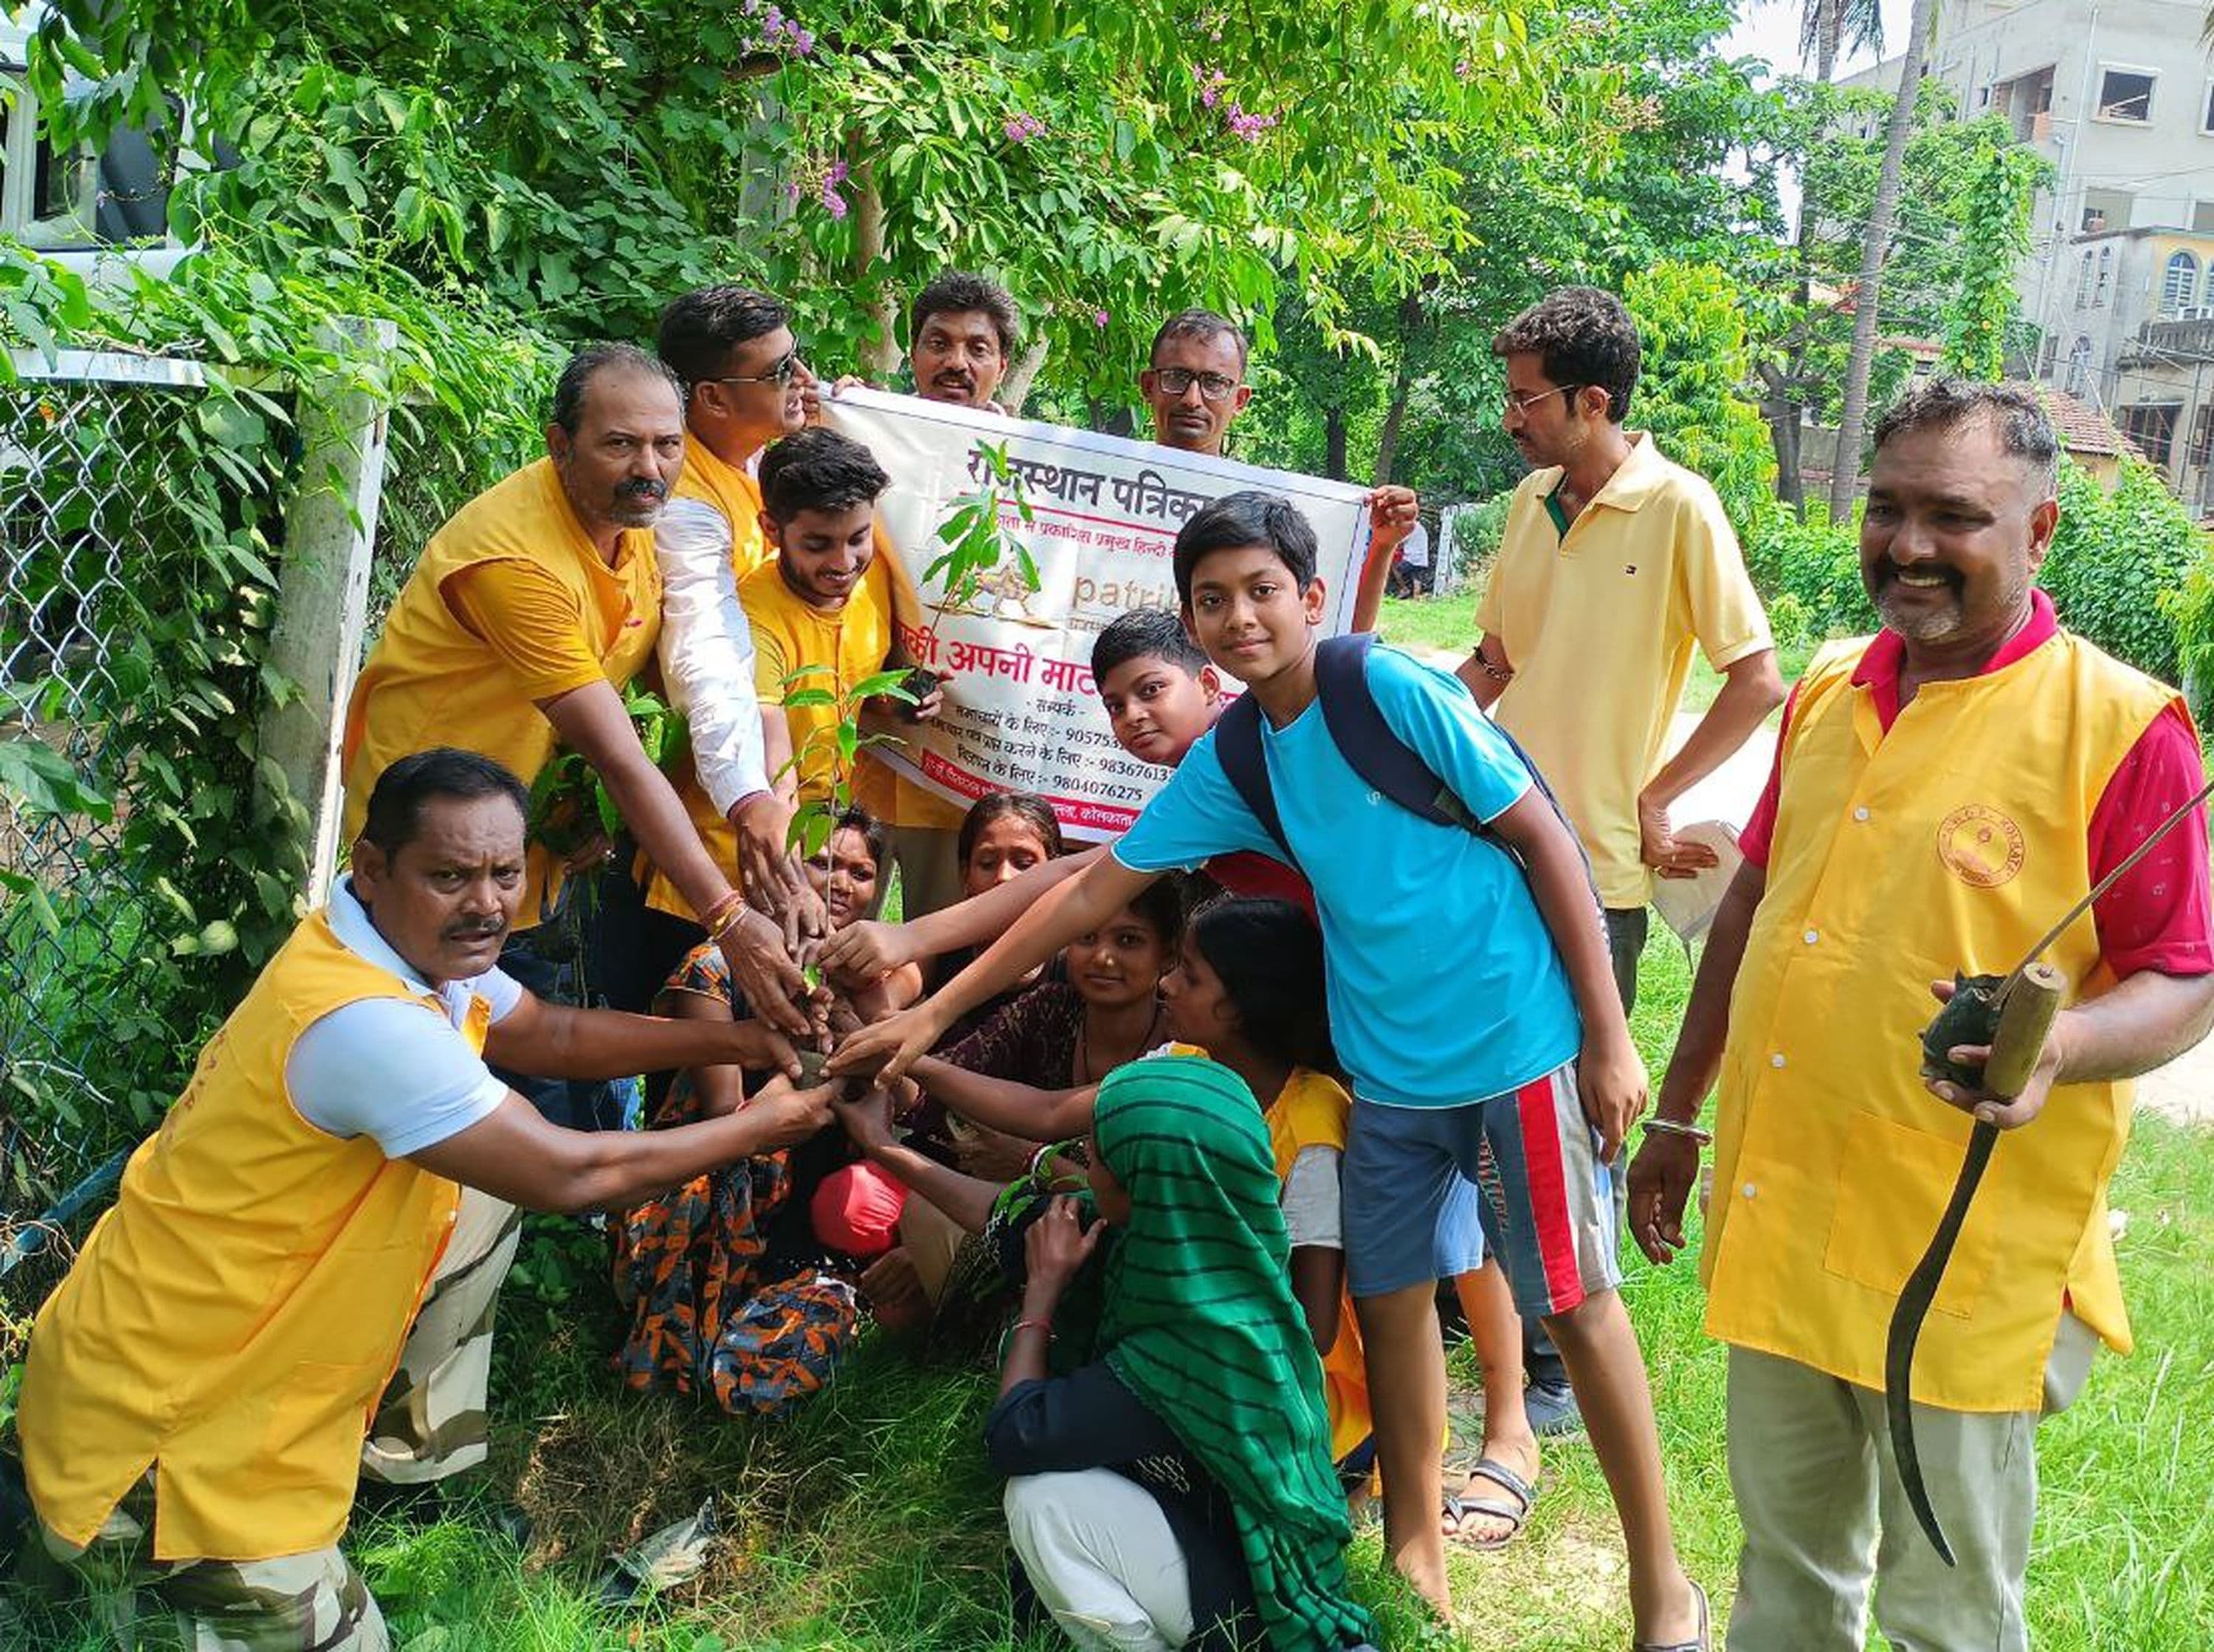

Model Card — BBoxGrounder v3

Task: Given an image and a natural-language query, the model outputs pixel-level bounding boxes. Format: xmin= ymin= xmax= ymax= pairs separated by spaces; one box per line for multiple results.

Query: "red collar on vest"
xmin=1853 ymin=589 xmax=2058 ymax=732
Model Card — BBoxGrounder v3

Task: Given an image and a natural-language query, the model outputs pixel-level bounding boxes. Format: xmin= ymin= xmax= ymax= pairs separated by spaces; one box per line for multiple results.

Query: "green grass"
xmin=8 ymin=941 xmax=2213 ymax=1649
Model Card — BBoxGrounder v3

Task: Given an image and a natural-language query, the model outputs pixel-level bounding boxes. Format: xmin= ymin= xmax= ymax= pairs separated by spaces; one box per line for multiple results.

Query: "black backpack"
xmin=1211 ymin=633 xmax=1600 ymax=905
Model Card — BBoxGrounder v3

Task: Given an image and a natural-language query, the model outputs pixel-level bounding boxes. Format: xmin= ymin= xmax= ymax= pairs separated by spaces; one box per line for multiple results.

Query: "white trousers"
xmin=1725 ymin=1313 xmax=2097 ymax=1652
xmin=1004 ymin=1470 xmax=1196 ymax=1652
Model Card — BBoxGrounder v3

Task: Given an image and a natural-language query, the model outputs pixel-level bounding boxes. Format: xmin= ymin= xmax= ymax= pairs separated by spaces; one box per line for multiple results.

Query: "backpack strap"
xmin=1313 ymin=634 xmax=1479 ymax=832
xmin=1210 ymin=689 xmax=1294 ymax=863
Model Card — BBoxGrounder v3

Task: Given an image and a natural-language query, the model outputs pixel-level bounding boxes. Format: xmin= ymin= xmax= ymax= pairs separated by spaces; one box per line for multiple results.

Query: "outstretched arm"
xmin=909 ymin=1054 xmax=1098 ymax=1144
xmin=411 ymin=1076 xmax=837 ymax=1214
xmin=818 ymin=846 xmax=1102 ymax=984
xmin=830 ymin=852 xmax=1159 ymax=1085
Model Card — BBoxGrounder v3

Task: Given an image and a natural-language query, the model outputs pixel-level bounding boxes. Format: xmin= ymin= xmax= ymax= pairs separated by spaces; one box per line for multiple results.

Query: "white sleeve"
xmin=287 ymin=1000 xmax=510 ymax=1159
xmin=1280 ymin=1144 xmax=1344 ymax=1251
xmin=469 ymin=966 xmax=526 ymax=1024
xmin=654 ymin=497 xmax=769 ymax=814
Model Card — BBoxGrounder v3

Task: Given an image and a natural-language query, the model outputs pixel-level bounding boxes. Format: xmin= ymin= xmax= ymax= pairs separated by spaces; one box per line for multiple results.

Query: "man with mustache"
xmin=1627 ymin=380 xmax=2213 ymax=1650
xmin=341 ymin=342 xmax=810 ymax=1054
xmin=1455 ymin=286 xmax=1784 ymax=1442
xmin=15 ymin=748 xmax=842 ymax=1650
xmin=908 ymin=270 xmax=1019 ymax=412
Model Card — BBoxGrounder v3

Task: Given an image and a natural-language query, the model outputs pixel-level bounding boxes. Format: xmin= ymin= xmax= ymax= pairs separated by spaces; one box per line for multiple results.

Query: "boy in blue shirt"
xmin=836 ymin=493 xmax=1705 ymax=1642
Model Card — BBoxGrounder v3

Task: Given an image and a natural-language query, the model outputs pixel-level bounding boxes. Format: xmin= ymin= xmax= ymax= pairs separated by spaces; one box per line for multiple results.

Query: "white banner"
xmin=824 ymin=387 xmax=1370 ymax=841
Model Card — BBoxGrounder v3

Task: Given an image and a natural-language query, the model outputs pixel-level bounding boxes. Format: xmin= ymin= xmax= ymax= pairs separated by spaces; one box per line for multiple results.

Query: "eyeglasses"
xmin=706 ymin=350 xmax=804 ymax=390
xmin=1148 ymin=366 xmax=1241 ymax=403
xmin=1503 ymin=383 xmax=1582 ymax=416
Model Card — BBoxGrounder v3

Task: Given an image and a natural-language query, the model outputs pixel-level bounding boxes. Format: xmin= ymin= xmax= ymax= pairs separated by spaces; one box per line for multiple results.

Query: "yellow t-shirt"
xmin=340 ymin=457 xmax=661 ymax=919
xmin=20 ymin=911 xmax=473 ymax=1560
xmin=1477 ymin=433 xmax=1771 ymax=908
xmin=737 ymin=553 xmax=962 ymax=829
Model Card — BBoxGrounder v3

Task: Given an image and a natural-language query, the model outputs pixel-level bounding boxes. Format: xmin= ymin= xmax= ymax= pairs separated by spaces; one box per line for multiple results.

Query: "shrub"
xmin=2039 ymin=457 xmax=2207 ymax=685
xmin=1744 ymin=508 xmax=1873 ymax=643
xmin=1447 ymin=492 xmax=1514 ymax=585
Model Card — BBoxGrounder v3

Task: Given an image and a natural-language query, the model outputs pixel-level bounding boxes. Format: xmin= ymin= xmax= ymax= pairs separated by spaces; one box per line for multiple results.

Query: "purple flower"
xmin=1224 ymin=102 xmax=1277 ymax=141
xmin=826 ymin=159 xmax=850 ymax=186
xmin=823 ymin=184 xmax=849 ymax=219
xmin=792 ymin=27 xmax=814 ymax=53
xmin=1093 ymin=308 xmax=1110 ymax=327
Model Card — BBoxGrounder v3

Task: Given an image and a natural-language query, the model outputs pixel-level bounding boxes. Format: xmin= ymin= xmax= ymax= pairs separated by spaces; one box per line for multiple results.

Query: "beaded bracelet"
xmin=1013 ymin=1317 xmax=1055 ymax=1339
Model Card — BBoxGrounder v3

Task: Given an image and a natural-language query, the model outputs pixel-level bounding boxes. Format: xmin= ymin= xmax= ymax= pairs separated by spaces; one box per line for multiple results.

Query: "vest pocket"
xmin=259 ymin=1360 xmax=382 ymax=1499
xmin=1821 ymin=1111 xmax=1995 ymax=1319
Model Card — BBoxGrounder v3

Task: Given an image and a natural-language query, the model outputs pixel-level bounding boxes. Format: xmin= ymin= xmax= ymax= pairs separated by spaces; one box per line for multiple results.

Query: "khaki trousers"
xmin=1725 ymin=1313 xmax=2097 ymax=1652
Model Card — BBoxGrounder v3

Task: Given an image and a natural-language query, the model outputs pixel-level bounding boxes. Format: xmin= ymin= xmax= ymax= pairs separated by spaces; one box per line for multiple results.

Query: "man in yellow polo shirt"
xmin=1458 ymin=286 xmax=1784 ymax=1017
xmin=1455 ymin=285 xmax=1785 ymax=1438
xmin=1627 ymin=381 xmax=2214 ymax=1651
xmin=17 ymin=749 xmax=838 ymax=1649
xmin=339 ymin=343 xmax=810 ymax=1065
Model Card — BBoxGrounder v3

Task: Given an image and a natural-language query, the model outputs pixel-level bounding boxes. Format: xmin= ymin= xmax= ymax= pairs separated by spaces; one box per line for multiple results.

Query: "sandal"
xmin=1441 ymin=1456 xmax=1537 ymax=1552
xmin=1630 ymin=1580 xmax=1710 ymax=1652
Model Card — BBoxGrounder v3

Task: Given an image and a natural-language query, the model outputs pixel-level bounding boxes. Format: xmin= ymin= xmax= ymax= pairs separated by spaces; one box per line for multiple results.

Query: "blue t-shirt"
xmin=1114 ymin=645 xmax=1583 ymax=1107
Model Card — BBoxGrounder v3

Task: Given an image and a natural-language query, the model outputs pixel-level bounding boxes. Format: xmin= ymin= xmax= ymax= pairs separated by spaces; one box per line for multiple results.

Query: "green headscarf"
xmin=1094 ymin=1055 xmax=1373 ymax=1652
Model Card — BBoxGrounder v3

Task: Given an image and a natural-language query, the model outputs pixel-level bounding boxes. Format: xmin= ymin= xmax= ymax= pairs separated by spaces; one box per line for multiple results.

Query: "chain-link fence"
xmin=0 ymin=352 xmax=285 ymax=1288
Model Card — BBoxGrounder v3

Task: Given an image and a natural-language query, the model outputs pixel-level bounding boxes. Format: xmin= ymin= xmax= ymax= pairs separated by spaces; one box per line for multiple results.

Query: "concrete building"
xmin=1841 ymin=0 xmax=2214 ymax=508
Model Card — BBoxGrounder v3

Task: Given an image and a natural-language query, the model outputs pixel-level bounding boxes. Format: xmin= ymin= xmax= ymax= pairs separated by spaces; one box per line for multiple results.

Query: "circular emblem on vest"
xmin=1937 ymin=803 xmax=2026 ymax=888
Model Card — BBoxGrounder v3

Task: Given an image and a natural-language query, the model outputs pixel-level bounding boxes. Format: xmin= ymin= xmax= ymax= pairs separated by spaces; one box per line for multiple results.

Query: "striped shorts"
xmin=1342 ymin=1060 xmax=1619 ymax=1316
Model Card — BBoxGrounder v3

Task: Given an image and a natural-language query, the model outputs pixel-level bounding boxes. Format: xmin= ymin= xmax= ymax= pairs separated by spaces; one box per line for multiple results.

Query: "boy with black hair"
xmin=739 ymin=429 xmax=943 ymax=823
xmin=835 ymin=491 xmax=1706 ymax=1642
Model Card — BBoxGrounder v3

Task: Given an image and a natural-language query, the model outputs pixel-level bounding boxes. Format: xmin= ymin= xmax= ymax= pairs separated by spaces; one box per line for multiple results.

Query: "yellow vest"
xmin=1701 ymin=629 xmax=2182 ymax=1412
xmin=673 ymin=435 xmax=773 ymax=578
xmin=19 ymin=913 xmax=483 ymax=1560
xmin=340 ymin=457 xmax=662 ymax=919
xmin=643 ymin=449 xmax=769 ymax=920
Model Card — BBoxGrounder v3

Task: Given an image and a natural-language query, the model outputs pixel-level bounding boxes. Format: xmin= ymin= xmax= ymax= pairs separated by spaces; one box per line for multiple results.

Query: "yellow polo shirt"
xmin=340 ymin=458 xmax=661 ymax=919
xmin=1477 ymin=434 xmax=1770 ymax=908
xmin=1700 ymin=630 xmax=2181 ymax=1412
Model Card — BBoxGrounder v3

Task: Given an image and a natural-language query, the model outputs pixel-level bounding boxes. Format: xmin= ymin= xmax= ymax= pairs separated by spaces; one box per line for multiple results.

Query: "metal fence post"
xmin=260 ymin=317 xmax=396 ymax=898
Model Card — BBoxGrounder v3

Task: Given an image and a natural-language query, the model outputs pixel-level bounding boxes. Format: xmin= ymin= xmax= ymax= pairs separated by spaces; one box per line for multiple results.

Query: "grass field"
xmin=9 ymin=922 xmax=2210 ymax=1651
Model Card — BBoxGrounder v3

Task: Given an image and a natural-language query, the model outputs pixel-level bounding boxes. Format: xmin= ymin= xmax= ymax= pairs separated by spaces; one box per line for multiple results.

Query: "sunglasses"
xmin=706 ymin=349 xmax=805 ymax=390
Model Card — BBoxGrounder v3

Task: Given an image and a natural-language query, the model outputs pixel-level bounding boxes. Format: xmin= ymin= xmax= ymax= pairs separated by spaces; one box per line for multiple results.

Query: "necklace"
xmin=1075 ymin=1000 xmax=1169 ymax=1085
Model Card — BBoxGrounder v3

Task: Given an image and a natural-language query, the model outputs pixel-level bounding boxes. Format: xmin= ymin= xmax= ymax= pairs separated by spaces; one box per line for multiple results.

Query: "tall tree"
xmin=1828 ymin=0 xmax=1939 ymax=519
xmin=1799 ymin=0 xmax=1884 ymax=84
xmin=1761 ymin=0 xmax=1884 ymax=508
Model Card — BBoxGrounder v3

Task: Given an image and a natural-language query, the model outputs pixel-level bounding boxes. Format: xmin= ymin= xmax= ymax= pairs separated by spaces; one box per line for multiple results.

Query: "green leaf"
xmin=0 ymin=739 xmax=112 ymax=820
xmin=782 ymin=688 xmax=838 ymax=711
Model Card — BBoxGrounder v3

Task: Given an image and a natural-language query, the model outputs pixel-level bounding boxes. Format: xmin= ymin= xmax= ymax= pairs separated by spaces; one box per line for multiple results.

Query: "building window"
xmin=2076 ymin=250 xmax=2094 ymax=306
xmin=2095 ymin=68 xmax=2155 ymax=122
xmin=2096 ymin=246 xmax=2113 ymax=306
xmin=2121 ymin=404 xmax=2179 ymax=467
xmin=2192 ymin=406 xmax=2213 ymax=469
xmin=2165 ymin=251 xmax=2203 ymax=314
xmin=2065 ymin=335 xmax=2093 ymax=396
xmin=2204 ymin=78 xmax=2214 ymax=136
